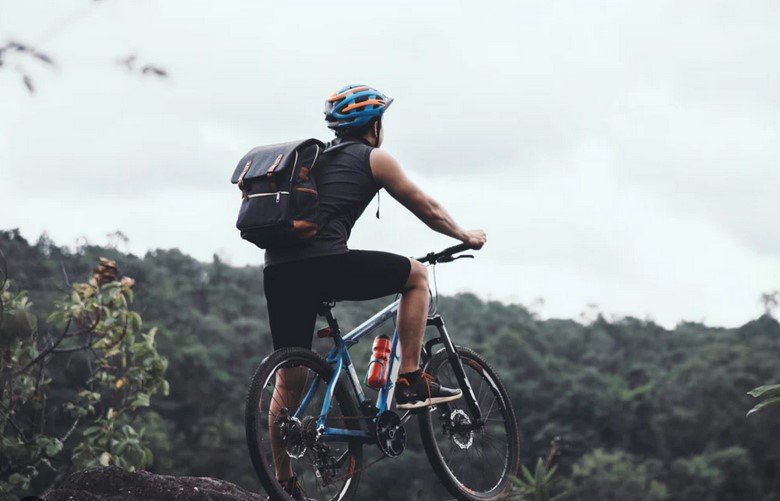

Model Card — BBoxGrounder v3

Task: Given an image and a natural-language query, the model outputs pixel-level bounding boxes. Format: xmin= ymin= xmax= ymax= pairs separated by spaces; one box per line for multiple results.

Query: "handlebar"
xmin=416 ymin=242 xmax=476 ymax=264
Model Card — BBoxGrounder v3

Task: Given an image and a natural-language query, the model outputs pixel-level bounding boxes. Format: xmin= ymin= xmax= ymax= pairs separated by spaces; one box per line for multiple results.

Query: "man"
xmin=263 ymin=85 xmax=486 ymax=497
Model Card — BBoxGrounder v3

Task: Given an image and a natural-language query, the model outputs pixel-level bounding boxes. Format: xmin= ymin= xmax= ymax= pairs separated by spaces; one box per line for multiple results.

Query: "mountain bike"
xmin=245 ymin=244 xmax=520 ymax=500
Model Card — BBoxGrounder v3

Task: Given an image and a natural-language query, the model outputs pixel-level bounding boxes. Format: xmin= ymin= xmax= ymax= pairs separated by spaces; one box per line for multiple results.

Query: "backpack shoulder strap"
xmin=321 ymin=138 xmax=366 ymax=155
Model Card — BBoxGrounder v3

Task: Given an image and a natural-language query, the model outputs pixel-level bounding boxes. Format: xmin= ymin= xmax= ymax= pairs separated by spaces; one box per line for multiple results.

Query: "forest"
xmin=2 ymin=228 xmax=780 ymax=500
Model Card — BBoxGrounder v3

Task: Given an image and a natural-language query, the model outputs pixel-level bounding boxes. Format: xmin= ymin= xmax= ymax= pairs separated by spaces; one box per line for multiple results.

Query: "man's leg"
xmin=263 ymin=263 xmax=318 ymax=483
xmin=397 ymin=259 xmax=430 ymax=373
xmin=319 ymin=250 xmax=460 ymax=409
xmin=269 ymin=366 xmax=307 ymax=482
xmin=318 ymin=252 xmax=429 ymax=373
xmin=393 ymin=258 xmax=462 ymax=408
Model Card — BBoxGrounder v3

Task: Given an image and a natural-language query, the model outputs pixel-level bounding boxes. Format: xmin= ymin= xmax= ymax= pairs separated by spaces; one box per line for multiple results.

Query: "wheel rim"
xmin=428 ymin=355 xmax=514 ymax=496
xmin=251 ymin=357 xmax=358 ymax=500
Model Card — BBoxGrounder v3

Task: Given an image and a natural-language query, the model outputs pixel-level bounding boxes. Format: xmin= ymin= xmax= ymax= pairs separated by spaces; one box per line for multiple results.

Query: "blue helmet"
xmin=324 ymin=85 xmax=394 ymax=130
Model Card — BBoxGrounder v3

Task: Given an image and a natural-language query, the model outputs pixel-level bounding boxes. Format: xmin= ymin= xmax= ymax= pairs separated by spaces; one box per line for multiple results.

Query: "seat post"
xmin=318 ymin=301 xmax=340 ymax=335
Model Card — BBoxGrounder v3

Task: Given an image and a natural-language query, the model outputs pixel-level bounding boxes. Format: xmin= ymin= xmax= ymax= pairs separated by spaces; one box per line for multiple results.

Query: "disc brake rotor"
xmin=450 ymin=409 xmax=474 ymax=449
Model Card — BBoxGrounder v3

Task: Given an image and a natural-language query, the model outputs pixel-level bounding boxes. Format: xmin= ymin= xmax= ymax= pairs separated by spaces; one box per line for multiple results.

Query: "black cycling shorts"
xmin=263 ymin=250 xmax=412 ymax=350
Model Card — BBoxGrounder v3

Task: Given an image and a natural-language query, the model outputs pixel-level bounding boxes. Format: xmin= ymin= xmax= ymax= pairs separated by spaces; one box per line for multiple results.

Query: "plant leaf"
xmin=545 ymin=464 xmax=558 ymax=482
xmin=521 ymin=465 xmax=536 ymax=484
xmin=748 ymin=384 xmax=780 ymax=399
xmin=747 ymin=395 xmax=780 ymax=417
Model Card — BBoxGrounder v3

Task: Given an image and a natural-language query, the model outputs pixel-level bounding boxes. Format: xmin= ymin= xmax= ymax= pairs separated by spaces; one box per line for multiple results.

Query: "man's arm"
xmin=370 ymin=149 xmax=486 ymax=249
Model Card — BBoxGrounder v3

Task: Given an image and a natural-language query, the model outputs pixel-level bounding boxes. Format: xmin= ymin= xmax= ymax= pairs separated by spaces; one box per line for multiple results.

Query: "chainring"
xmin=375 ymin=411 xmax=406 ymax=457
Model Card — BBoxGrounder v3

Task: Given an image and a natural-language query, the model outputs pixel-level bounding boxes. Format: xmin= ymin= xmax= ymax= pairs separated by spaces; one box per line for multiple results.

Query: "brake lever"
xmin=453 ymin=254 xmax=474 ymax=261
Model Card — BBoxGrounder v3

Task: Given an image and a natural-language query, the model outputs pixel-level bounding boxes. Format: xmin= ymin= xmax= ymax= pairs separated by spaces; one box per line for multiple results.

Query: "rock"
xmin=41 ymin=466 xmax=263 ymax=501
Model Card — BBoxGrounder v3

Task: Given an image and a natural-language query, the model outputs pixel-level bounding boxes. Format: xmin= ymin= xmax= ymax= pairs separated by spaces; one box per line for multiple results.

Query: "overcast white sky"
xmin=2 ymin=0 xmax=779 ymax=327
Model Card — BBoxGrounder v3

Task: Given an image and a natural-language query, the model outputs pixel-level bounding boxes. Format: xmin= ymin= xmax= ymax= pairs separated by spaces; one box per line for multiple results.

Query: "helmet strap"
xmin=372 ymin=120 xmax=381 ymax=148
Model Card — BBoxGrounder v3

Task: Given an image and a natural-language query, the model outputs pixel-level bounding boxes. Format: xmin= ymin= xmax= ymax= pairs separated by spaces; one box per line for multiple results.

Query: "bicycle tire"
xmin=419 ymin=346 xmax=520 ymax=501
xmin=245 ymin=347 xmax=363 ymax=501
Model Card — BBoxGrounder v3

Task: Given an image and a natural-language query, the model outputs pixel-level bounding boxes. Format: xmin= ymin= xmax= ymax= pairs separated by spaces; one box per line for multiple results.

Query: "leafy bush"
xmin=0 ymin=256 xmax=168 ymax=500
xmin=665 ymin=447 xmax=759 ymax=501
xmin=560 ymin=449 xmax=668 ymax=501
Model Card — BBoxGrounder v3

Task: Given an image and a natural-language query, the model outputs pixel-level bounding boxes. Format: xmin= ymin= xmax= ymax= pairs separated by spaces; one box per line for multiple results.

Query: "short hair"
xmin=334 ymin=117 xmax=381 ymax=139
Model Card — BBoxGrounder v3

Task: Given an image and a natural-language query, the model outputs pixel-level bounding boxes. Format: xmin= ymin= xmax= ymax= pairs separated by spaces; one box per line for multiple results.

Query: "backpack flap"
xmin=230 ymin=138 xmax=325 ymax=195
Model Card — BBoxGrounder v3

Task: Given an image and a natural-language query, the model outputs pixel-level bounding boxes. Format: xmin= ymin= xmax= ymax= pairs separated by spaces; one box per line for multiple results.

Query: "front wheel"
xmin=419 ymin=346 xmax=520 ymax=501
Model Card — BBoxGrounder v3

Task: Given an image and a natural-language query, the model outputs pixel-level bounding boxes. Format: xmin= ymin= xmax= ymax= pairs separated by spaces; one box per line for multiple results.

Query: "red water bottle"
xmin=365 ymin=335 xmax=391 ymax=390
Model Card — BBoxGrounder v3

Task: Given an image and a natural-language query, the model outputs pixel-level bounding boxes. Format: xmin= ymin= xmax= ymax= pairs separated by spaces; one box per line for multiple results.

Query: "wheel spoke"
xmin=482 ymin=396 xmax=498 ymax=420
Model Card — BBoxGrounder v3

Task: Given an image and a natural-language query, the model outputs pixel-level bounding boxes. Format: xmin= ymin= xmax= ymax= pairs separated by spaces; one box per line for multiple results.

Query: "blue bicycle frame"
xmin=292 ymin=299 xmax=403 ymax=443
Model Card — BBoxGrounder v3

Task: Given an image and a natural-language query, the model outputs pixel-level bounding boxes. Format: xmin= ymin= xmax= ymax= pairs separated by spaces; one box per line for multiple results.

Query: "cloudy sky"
xmin=2 ymin=0 xmax=778 ymax=327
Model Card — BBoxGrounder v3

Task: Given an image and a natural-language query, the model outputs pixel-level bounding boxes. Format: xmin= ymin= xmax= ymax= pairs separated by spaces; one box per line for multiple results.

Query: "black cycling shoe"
xmin=395 ymin=370 xmax=462 ymax=410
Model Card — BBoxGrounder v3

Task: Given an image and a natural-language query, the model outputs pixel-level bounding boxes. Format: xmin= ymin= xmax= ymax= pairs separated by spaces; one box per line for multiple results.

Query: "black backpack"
xmin=230 ymin=138 xmax=346 ymax=249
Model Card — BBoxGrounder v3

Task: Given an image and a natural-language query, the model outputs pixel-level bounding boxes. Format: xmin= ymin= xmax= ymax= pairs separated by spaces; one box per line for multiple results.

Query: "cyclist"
xmin=263 ymin=85 xmax=486 ymax=497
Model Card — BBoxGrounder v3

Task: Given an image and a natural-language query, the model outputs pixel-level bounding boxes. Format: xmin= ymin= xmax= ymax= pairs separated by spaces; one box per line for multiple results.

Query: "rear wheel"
xmin=419 ymin=346 xmax=520 ymax=501
xmin=245 ymin=348 xmax=363 ymax=500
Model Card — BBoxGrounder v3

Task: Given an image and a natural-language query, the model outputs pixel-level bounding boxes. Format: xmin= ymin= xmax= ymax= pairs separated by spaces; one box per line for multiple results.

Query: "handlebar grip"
xmin=416 ymin=242 xmax=475 ymax=263
xmin=442 ymin=242 xmax=472 ymax=255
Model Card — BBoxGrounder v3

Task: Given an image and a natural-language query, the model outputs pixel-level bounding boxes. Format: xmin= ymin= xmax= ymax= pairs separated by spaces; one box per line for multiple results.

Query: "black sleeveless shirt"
xmin=264 ymin=139 xmax=380 ymax=267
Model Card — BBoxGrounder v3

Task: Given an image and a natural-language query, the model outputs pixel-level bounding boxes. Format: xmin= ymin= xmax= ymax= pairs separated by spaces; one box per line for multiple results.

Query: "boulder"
xmin=41 ymin=466 xmax=263 ymax=501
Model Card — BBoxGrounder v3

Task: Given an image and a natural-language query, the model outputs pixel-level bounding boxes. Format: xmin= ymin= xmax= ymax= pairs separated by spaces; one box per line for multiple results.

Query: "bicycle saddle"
xmin=318 ymin=300 xmax=338 ymax=316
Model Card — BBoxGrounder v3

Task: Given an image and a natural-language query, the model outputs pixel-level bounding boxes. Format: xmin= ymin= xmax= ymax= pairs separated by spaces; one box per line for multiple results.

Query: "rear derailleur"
xmin=276 ymin=411 xmax=339 ymax=486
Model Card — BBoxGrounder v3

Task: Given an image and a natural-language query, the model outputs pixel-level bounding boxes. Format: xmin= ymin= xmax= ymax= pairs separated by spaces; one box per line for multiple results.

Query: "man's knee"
xmin=405 ymin=259 xmax=428 ymax=290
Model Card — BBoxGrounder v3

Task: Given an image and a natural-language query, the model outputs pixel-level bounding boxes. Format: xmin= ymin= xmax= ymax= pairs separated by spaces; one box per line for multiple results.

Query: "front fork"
xmin=423 ymin=315 xmax=483 ymax=424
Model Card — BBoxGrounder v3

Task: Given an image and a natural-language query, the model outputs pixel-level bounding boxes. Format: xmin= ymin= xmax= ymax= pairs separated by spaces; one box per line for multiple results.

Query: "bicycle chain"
xmin=327 ymin=449 xmax=389 ymax=485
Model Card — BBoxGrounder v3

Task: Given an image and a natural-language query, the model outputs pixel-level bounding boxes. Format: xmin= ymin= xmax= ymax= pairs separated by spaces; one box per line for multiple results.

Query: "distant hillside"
xmin=3 ymin=228 xmax=780 ymax=500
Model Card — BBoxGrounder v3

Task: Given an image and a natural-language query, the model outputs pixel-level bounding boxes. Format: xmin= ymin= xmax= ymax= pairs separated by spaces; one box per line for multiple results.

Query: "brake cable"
xmin=430 ymin=262 xmax=440 ymax=316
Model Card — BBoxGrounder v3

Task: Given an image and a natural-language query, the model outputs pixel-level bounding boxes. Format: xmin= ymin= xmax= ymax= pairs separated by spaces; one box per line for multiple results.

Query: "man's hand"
xmin=462 ymin=230 xmax=486 ymax=249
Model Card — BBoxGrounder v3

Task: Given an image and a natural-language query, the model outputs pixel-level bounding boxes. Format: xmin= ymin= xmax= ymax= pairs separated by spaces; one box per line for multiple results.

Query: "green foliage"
xmin=665 ymin=447 xmax=759 ymax=501
xmin=512 ymin=459 xmax=561 ymax=501
xmin=561 ymin=449 xmax=668 ymax=500
xmin=0 ymin=254 xmax=168 ymax=499
xmin=2 ymin=229 xmax=780 ymax=500
xmin=747 ymin=383 xmax=780 ymax=416
xmin=511 ymin=438 xmax=565 ymax=501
